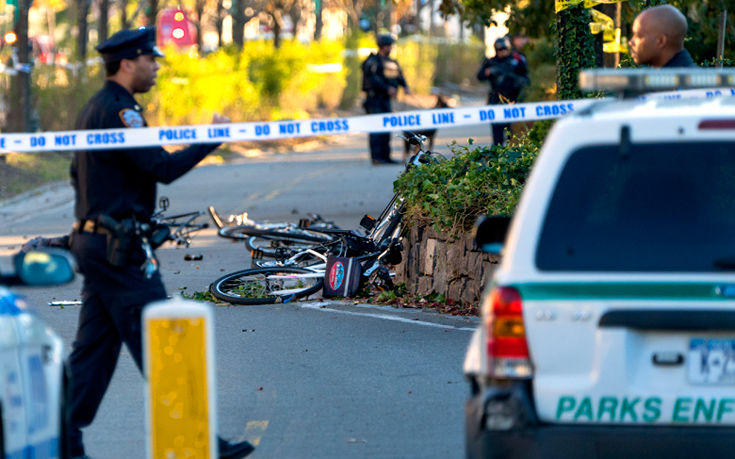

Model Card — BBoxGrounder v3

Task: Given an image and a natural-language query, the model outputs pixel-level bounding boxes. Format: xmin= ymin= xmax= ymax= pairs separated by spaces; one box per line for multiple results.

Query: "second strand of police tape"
xmin=2 ymin=88 xmax=733 ymax=154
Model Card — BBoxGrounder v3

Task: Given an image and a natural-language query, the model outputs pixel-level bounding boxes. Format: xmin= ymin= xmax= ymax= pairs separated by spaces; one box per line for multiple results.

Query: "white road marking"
xmin=299 ymin=301 xmax=476 ymax=331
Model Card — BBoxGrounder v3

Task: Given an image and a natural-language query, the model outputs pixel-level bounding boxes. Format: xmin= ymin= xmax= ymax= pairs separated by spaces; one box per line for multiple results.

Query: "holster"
xmin=97 ymin=215 xmax=139 ymax=267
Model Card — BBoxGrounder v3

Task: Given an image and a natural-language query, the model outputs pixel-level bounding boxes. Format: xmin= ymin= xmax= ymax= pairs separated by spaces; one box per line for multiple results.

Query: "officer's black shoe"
xmin=218 ymin=437 xmax=255 ymax=459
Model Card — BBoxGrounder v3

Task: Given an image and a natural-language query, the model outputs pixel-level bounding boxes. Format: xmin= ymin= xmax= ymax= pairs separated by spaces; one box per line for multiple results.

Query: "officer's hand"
xmin=212 ymin=112 xmax=230 ymax=124
xmin=388 ymin=87 xmax=397 ymax=97
xmin=404 ymin=87 xmax=412 ymax=96
xmin=485 ymin=68 xmax=492 ymax=77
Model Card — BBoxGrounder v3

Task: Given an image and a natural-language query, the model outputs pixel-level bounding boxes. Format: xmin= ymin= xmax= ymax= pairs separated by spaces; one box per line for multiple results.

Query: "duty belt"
xmin=73 ymin=219 xmax=110 ymax=235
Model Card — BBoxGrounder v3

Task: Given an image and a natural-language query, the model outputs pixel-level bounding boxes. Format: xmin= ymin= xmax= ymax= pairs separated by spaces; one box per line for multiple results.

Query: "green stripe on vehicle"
xmin=515 ymin=282 xmax=730 ymax=301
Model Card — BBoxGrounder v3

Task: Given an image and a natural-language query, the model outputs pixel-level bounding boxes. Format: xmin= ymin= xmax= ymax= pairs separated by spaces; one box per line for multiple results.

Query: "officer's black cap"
xmin=95 ymin=27 xmax=164 ymax=63
xmin=377 ymin=34 xmax=395 ymax=47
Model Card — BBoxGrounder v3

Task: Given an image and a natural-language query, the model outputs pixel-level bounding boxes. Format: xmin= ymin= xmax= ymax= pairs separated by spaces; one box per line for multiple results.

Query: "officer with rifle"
xmin=477 ymin=37 xmax=529 ymax=145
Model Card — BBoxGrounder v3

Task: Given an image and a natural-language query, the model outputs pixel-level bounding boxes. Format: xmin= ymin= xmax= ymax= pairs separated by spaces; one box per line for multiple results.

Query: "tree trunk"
xmin=272 ymin=13 xmax=281 ymax=49
xmin=75 ymin=0 xmax=91 ymax=61
xmin=287 ymin=2 xmax=303 ymax=40
xmin=121 ymin=0 xmax=128 ymax=28
xmin=8 ymin=0 xmax=31 ymax=132
xmin=98 ymin=0 xmax=110 ymax=43
xmin=216 ymin=0 xmax=224 ymax=47
xmin=232 ymin=0 xmax=245 ymax=48
xmin=314 ymin=0 xmax=322 ymax=40
xmin=429 ymin=0 xmax=434 ymax=36
xmin=195 ymin=0 xmax=205 ymax=51
xmin=146 ymin=0 xmax=158 ymax=27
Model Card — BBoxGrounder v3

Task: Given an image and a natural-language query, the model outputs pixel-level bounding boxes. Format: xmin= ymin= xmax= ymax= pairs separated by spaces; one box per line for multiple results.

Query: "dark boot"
xmin=218 ymin=437 xmax=255 ymax=459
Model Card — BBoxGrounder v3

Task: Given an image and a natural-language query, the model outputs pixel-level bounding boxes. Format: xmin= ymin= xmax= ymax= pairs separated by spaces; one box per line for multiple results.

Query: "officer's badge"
xmin=119 ymin=108 xmax=144 ymax=128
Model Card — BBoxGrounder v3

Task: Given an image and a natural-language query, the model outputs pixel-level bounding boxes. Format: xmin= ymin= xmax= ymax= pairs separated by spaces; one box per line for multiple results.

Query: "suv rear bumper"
xmin=465 ymin=382 xmax=735 ymax=459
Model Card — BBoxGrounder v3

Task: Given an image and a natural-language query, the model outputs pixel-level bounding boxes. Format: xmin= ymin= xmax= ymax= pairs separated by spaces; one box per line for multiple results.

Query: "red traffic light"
xmin=157 ymin=8 xmax=196 ymax=47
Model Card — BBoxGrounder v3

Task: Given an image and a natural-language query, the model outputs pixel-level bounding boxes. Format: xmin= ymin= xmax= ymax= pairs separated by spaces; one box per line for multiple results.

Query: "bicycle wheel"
xmin=209 ymin=267 xmax=324 ymax=305
xmin=247 ymin=234 xmax=346 ymax=258
xmin=218 ymin=222 xmax=288 ymax=240
xmin=221 ymin=224 xmax=334 ymax=243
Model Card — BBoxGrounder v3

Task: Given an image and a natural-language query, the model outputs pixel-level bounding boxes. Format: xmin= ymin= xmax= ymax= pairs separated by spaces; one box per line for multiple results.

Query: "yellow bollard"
xmin=143 ymin=298 xmax=217 ymax=458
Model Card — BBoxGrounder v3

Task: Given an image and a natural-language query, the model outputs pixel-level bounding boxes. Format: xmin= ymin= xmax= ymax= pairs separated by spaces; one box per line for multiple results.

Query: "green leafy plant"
xmin=394 ymin=130 xmax=544 ymax=238
xmin=556 ymin=5 xmax=596 ymax=100
xmin=180 ymin=289 xmax=225 ymax=303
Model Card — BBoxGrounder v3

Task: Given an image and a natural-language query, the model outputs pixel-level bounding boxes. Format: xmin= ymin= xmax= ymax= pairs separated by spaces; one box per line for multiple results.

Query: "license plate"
xmin=688 ymin=338 xmax=735 ymax=385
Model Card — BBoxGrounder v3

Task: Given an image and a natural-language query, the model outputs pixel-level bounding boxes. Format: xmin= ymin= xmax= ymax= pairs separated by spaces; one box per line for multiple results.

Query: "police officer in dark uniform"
xmin=361 ymin=33 xmax=410 ymax=165
xmin=67 ymin=27 xmax=254 ymax=459
xmin=477 ymin=37 xmax=529 ymax=145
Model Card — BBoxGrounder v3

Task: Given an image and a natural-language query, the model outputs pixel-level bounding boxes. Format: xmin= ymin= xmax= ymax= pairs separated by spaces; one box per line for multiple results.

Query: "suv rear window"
xmin=536 ymin=142 xmax=735 ymax=271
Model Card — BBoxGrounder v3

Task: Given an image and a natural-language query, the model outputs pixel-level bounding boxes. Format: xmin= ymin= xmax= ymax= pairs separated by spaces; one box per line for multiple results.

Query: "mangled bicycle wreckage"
xmin=207 ymin=132 xmax=444 ymax=305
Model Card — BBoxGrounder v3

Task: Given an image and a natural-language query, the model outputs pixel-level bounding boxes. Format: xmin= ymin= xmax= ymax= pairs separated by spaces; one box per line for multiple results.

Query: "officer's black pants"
xmin=68 ymin=232 xmax=166 ymax=456
xmin=364 ymin=97 xmax=392 ymax=162
xmin=492 ymin=122 xmax=510 ymax=146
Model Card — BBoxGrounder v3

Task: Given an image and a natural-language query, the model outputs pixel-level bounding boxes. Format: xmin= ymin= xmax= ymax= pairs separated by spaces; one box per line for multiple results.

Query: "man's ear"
xmin=119 ymin=58 xmax=135 ymax=73
xmin=656 ymin=33 xmax=668 ymax=49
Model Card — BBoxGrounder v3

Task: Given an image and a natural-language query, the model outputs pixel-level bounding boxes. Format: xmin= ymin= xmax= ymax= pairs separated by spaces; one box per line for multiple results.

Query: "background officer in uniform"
xmin=477 ymin=37 xmax=529 ymax=145
xmin=68 ymin=27 xmax=254 ymax=459
xmin=361 ymin=33 xmax=410 ymax=165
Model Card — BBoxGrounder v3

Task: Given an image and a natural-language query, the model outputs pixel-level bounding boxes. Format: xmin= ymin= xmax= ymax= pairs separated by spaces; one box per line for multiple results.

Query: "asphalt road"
xmin=0 ymin=125 xmax=489 ymax=458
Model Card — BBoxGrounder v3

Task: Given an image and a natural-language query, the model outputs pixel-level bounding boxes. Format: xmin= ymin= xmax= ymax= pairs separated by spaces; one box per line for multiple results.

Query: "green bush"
xmin=392 ymin=38 xmax=438 ymax=95
xmin=432 ymin=38 xmax=486 ymax=88
xmin=33 ymin=65 xmax=105 ymax=131
xmin=523 ymin=37 xmax=558 ymax=102
xmin=394 ymin=130 xmax=545 ymax=238
xmin=145 ymin=46 xmax=260 ymax=126
xmin=339 ymin=33 xmax=363 ymax=110
xmin=29 ymin=37 xmax=499 ymax=132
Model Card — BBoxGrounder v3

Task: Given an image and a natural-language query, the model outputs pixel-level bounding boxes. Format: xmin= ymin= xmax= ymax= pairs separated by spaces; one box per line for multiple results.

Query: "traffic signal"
xmin=172 ymin=9 xmax=186 ymax=40
xmin=3 ymin=31 xmax=17 ymax=45
xmin=157 ymin=8 xmax=196 ymax=47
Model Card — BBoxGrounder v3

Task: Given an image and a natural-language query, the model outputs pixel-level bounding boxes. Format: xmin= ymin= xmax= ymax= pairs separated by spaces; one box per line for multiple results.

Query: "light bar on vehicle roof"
xmin=579 ymin=68 xmax=735 ymax=93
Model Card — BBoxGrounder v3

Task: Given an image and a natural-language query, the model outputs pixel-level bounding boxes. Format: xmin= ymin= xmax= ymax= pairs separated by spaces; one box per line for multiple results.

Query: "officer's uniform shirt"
xmin=663 ymin=49 xmax=696 ymax=68
xmin=71 ymin=81 xmax=218 ymax=223
xmin=477 ymin=54 xmax=529 ymax=104
xmin=363 ymin=53 xmax=408 ymax=98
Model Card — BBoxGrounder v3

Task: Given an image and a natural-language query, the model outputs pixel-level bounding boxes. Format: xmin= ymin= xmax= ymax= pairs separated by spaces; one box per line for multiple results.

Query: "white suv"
xmin=464 ymin=70 xmax=735 ymax=458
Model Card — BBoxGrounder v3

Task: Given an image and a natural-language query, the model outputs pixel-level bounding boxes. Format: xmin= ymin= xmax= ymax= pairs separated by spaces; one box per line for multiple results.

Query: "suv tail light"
xmin=486 ymin=286 xmax=532 ymax=379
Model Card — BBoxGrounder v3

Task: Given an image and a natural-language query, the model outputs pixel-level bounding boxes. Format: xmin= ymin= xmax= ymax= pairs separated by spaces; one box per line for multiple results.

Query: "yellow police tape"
xmin=555 ymin=0 xmax=625 ymax=13
xmin=589 ymin=8 xmax=614 ymax=39
xmin=603 ymin=28 xmax=629 ymax=54
xmin=148 ymin=317 xmax=211 ymax=458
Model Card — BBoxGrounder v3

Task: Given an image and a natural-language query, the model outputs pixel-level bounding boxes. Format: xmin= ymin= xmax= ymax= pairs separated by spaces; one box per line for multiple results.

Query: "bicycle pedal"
xmin=298 ymin=218 xmax=311 ymax=228
xmin=251 ymin=249 xmax=264 ymax=259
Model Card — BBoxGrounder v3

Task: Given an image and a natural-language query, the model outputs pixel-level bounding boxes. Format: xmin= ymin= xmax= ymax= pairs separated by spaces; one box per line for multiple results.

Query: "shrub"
xmin=145 ymin=46 xmax=261 ymax=126
xmin=34 ymin=65 xmax=105 ymax=131
xmin=28 ymin=37 xmax=494 ymax=132
xmin=394 ymin=128 xmax=546 ymax=238
xmin=432 ymin=38 xmax=486 ymax=89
